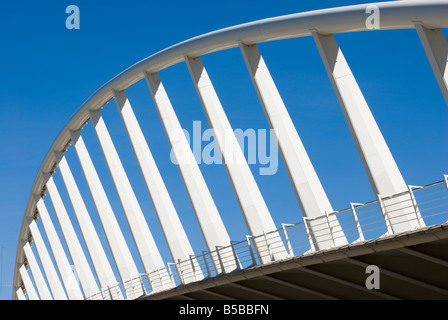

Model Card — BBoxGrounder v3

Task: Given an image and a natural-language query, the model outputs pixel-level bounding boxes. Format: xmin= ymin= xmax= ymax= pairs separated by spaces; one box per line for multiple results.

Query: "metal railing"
xmin=85 ymin=175 xmax=448 ymax=300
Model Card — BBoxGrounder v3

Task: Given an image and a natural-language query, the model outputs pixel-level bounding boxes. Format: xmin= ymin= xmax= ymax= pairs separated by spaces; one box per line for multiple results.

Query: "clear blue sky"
xmin=0 ymin=0 xmax=447 ymax=300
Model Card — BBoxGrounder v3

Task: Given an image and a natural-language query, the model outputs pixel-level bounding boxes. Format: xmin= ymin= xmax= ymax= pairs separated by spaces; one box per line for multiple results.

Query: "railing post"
xmin=166 ymin=263 xmax=177 ymax=288
xmin=107 ymin=286 xmax=113 ymax=301
xmin=230 ymin=241 xmax=241 ymax=271
xmin=377 ymin=194 xmax=393 ymax=235
xmin=282 ymin=224 xmax=294 ymax=257
xmin=350 ymin=203 xmax=365 ymax=242
xmin=408 ymin=185 xmax=424 ymax=228
xmin=125 ymin=279 xmax=134 ymax=300
xmin=177 ymin=259 xmax=185 ymax=284
xmin=215 ymin=246 xmax=225 ymax=274
xmin=303 ymin=217 xmax=316 ymax=252
xmin=324 ymin=211 xmax=336 ymax=247
xmin=246 ymin=236 xmax=257 ymax=266
xmin=157 ymin=268 xmax=164 ymax=291
xmin=263 ymin=231 xmax=273 ymax=262
xmin=443 ymin=175 xmax=448 ymax=223
xmin=138 ymin=274 xmax=146 ymax=296
xmin=201 ymin=251 xmax=212 ymax=278
xmin=189 ymin=255 xmax=197 ymax=281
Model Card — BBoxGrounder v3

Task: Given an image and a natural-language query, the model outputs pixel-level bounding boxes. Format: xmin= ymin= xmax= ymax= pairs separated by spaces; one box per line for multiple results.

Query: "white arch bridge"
xmin=12 ymin=1 xmax=448 ymax=300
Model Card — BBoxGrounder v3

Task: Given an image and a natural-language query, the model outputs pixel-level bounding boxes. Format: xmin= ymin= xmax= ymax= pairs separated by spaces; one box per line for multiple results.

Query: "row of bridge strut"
xmin=17 ymin=25 xmax=448 ymax=300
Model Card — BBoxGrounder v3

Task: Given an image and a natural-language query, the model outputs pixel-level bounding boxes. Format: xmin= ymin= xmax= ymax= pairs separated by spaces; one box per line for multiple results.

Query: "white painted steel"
xmin=12 ymin=1 xmax=448 ymax=300
xmin=55 ymin=152 xmax=119 ymax=295
xmin=88 ymin=109 xmax=169 ymax=293
xmin=15 ymin=286 xmax=26 ymax=300
xmin=239 ymin=42 xmax=347 ymax=249
xmin=18 ymin=263 xmax=39 ymax=300
xmin=43 ymin=173 xmax=99 ymax=297
xmin=145 ymin=72 xmax=236 ymax=274
xmin=28 ymin=219 xmax=67 ymax=300
xmin=415 ymin=24 xmax=448 ymax=107
xmin=312 ymin=31 xmax=421 ymax=233
xmin=70 ymin=130 xmax=140 ymax=299
xmin=113 ymin=90 xmax=203 ymax=284
xmin=34 ymin=196 xmax=84 ymax=300
xmin=22 ymin=241 xmax=52 ymax=300
xmin=185 ymin=56 xmax=288 ymax=263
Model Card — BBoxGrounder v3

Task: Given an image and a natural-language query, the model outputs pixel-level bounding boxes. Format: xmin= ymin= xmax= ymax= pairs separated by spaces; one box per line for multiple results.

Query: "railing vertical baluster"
xmin=167 ymin=263 xmax=177 ymax=287
xmin=215 ymin=246 xmax=225 ymax=274
xmin=202 ymin=251 xmax=212 ymax=278
xmin=138 ymin=274 xmax=146 ymax=296
xmin=282 ymin=224 xmax=294 ymax=257
xmin=350 ymin=203 xmax=365 ymax=242
xmin=263 ymin=231 xmax=272 ymax=262
xmin=230 ymin=241 xmax=241 ymax=270
xmin=408 ymin=185 xmax=424 ymax=228
xmin=303 ymin=217 xmax=316 ymax=252
xmin=444 ymin=175 xmax=448 ymax=223
xmin=189 ymin=255 xmax=196 ymax=281
xmin=377 ymin=194 xmax=393 ymax=235
xmin=324 ymin=212 xmax=335 ymax=247
xmin=246 ymin=236 xmax=257 ymax=266
xmin=176 ymin=259 xmax=184 ymax=285
xmin=107 ymin=286 xmax=113 ymax=301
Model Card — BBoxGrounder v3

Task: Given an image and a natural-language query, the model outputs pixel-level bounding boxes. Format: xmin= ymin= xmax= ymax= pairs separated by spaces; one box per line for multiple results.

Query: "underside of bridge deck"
xmin=140 ymin=223 xmax=448 ymax=300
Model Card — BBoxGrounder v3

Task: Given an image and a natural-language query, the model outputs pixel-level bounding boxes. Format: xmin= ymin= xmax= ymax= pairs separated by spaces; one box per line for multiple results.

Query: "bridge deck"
xmin=141 ymin=223 xmax=448 ymax=300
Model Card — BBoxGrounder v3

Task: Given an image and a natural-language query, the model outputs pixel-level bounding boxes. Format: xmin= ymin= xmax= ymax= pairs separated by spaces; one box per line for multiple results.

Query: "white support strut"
xmin=34 ymin=195 xmax=84 ymax=300
xmin=55 ymin=152 xmax=119 ymax=296
xmin=113 ymin=90 xmax=203 ymax=283
xmin=88 ymin=109 xmax=168 ymax=292
xmin=43 ymin=172 xmax=99 ymax=298
xmin=312 ymin=31 xmax=421 ymax=233
xmin=22 ymin=241 xmax=52 ymax=300
xmin=70 ymin=130 xmax=140 ymax=299
xmin=185 ymin=55 xmax=288 ymax=262
xmin=239 ymin=42 xmax=347 ymax=249
xmin=145 ymin=72 xmax=237 ymax=274
xmin=415 ymin=23 xmax=448 ymax=107
xmin=28 ymin=219 xmax=67 ymax=300
xmin=18 ymin=263 xmax=39 ymax=300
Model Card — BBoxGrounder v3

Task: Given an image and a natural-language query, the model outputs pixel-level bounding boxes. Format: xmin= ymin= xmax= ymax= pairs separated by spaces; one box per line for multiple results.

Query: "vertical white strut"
xmin=22 ymin=241 xmax=52 ymax=300
xmin=55 ymin=152 xmax=119 ymax=295
xmin=415 ymin=24 xmax=448 ymax=107
xmin=145 ymin=72 xmax=236 ymax=274
xmin=70 ymin=130 xmax=141 ymax=299
xmin=88 ymin=109 xmax=168 ymax=291
xmin=43 ymin=172 xmax=99 ymax=298
xmin=18 ymin=263 xmax=39 ymax=300
xmin=312 ymin=31 xmax=421 ymax=233
xmin=113 ymin=90 xmax=203 ymax=283
xmin=239 ymin=42 xmax=347 ymax=249
xmin=15 ymin=287 xmax=26 ymax=300
xmin=28 ymin=219 xmax=67 ymax=300
xmin=34 ymin=195 xmax=84 ymax=299
xmin=185 ymin=56 xmax=287 ymax=263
